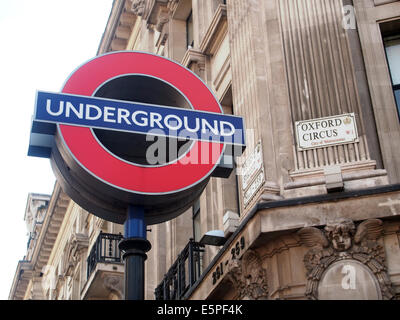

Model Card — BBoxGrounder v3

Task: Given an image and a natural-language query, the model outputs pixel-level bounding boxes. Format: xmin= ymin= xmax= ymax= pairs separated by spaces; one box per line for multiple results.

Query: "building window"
xmin=384 ymin=35 xmax=400 ymax=117
xmin=192 ymin=199 xmax=200 ymax=242
xmin=186 ymin=10 xmax=194 ymax=49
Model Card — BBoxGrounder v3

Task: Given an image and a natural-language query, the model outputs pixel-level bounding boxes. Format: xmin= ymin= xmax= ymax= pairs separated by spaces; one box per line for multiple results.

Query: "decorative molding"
xmin=199 ymin=4 xmax=227 ymax=55
xmin=155 ymin=6 xmax=170 ymax=32
xmin=285 ymin=168 xmax=387 ymax=189
xmin=181 ymin=48 xmax=206 ymax=80
xmin=167 ymin=0 xmax=179 ymax=12
xmin=213 ymin=56 xmax=230 ymax=92
xmin=102 ymin=274 xmax=123 ymax=299
xmin=155 ymin=31 xmax=168 ymax=48
xmin=298 ymin=218 xmax=395 ymax=300
xmin=131 ymin=0 xmax=147 ymax=16
xmin=146 ymin=0 xmax=170 ymax=30
xmin=98 ymin=0 xmax=138 ymax=54
xmin=289 ymin=160 xmax=380 ymax=182
xmin=62 ymin=232 xmax=89 ymax=278
xmin=225 ymin=250 xmax=268 ymax=300
xmin=181 ymin=49 xmax=206 ymax=70
xmin=244 ymin=181 xmax=282 ymax=213
xmin=9 ymin=184 xmax=70 ymax=300
xmin=95 ymin=217 xmax=105 ymax=230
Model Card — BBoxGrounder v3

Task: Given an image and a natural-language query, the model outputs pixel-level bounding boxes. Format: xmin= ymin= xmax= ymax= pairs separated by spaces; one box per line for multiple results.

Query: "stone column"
xmin=353 ymin=0 xmax=400 ymax=183
xmin=227 ymin=0 xmax=293 ymax=205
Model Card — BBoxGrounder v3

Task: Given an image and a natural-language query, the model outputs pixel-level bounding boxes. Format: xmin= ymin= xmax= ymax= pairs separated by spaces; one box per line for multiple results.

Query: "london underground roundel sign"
xmin=28 ymin=51 xmax=245 ymax=224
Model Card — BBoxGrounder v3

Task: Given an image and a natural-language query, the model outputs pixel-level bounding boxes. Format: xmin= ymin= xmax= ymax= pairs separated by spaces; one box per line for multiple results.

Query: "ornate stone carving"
xmin=132 ymin=0 xmax=170 ymax=28
xmin=131 ymin=0 xmax=146 ymax=16
xmin=102 ymin=274 xmax=123 ymax=299
xmin=61 ymin=232 xmax=89 ymax=278
xmin=225 ymin=250 xmax=268 ymax=300
xmin=137 ymin=0 xmax=171 ymax=32
xmin=297 ymin=218 xmax=395 ymax=300
xmin=325 ymin=219 xmax=355 ymax=252
xmin=168 ymin=0 xmax=179 ymax=6
xmin=182 ymin=49 xmax=206 ymax=78
xmin=155 ymin=7 xmax=170 ymax=32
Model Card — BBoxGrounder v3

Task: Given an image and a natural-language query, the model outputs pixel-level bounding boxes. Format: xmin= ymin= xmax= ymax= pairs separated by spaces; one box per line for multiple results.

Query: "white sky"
xmin=0 ymin=0 xmax=114 ymax=299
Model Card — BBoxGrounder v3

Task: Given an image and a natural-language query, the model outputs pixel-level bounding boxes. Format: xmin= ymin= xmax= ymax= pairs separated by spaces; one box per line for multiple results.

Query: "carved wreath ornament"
xmin=297 ymin=218 xmax=395 ymax=300
xmin=225 ymin=250 xmax=268 ymax=300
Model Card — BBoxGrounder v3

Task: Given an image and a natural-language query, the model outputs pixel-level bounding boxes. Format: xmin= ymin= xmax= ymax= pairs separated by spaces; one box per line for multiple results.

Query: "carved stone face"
xmin=325 ymin=219 xmax=355 ymax=252
xmin=330 ymin=229 xmax=352 ymax=251
xmin=132 ymin=0 xmax=146 ymax=16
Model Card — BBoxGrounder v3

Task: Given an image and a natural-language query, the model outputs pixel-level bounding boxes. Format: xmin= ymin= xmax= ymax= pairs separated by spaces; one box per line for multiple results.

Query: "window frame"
xmin=383 ymin=34 xmax=400 ymax=119
xmin=394 ymin=84 xmax=400 ymax=115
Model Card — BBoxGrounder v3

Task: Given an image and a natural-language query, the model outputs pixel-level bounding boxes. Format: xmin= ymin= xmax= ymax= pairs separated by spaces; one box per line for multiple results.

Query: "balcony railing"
xmin=87 ymin=232 xmax=123 ymax=279
xmin=155 ymin=239 xmax=205 ymax=300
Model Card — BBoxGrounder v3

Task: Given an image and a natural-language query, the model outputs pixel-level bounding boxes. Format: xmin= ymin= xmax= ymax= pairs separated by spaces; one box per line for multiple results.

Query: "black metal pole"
xmin=118 ymin=205 xmax=151 ymax=300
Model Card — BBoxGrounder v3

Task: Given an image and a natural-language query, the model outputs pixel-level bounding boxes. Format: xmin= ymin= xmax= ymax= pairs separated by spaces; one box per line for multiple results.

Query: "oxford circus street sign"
xmin=27 ymin=51 xmax=245 ymax=299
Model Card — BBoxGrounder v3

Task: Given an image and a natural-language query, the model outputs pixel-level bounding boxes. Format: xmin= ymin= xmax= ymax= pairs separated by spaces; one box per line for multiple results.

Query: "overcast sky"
xmin=0 ymin=0 xmax=114 ymax=299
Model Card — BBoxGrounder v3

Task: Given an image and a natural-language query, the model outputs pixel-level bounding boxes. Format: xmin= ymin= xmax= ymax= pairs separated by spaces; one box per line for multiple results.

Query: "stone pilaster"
xmin=227 ymin=0 xmax=293 ymax=210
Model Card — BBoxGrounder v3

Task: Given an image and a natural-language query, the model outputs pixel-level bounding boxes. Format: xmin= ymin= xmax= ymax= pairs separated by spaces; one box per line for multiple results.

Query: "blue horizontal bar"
xmin=33 ymin=91 xmax=245 ymax=147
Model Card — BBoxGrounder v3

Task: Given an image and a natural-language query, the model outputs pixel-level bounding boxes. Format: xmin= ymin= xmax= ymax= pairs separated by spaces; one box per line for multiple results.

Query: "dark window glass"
xmin=395 ymin=87 xmax=400 ymax=114
xmin=385 ymin=37 xmax=400 ymax=85
xmin=384 ymin=36 xmax=400 ymax=117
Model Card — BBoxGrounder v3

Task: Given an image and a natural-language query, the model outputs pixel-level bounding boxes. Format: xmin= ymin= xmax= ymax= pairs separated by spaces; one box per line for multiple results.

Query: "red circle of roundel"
xmin=59 ymin=51 xmax=224 ymax=194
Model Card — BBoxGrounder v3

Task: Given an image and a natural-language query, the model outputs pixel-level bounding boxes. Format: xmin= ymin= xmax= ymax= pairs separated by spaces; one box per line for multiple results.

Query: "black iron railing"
xmin=155 ymin=239 xmax=205 ymax=300
xmin=87 ymin=232 xmax=123 ymax=279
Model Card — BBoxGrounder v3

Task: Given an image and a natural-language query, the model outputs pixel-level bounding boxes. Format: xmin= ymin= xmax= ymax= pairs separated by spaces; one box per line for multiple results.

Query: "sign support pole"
xmin=119 ymin=205 xmax=151 ymax=300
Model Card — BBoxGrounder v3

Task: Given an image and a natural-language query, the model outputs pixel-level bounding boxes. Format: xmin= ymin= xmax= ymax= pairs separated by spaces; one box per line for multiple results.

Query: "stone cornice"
xmin=146 ymin=0 xmax=169 ymax=29
xmin=97 ymin=0 xmax=138 ymax=54
xmin=8 ymin=261 xmax=33 ymax=300
xmin=199 ymin=4 xmax=227 ymax=55
xmin=181 ymin=48 xmax=205 ymax=69
xmin=97 ymin=0 xmax=125 ymax=54
xmin=8 ymin=182 xmax=70 ymax=300
xmin=31 ymin=183 xmax=70 ymax=274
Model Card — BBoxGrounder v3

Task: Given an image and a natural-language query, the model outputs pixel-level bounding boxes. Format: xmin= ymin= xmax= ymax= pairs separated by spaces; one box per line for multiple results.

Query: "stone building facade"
xmin=9 ymin=0 xmax=400 ymax=300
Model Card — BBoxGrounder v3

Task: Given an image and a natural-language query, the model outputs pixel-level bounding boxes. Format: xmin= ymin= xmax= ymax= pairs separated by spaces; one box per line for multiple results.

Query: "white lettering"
xmin=341 ymin=265 xmax=356 ymax=290
xmin=164 ymin=114 xmax=182 ymax=131
xmin=183 ymin=117 xmax=200 ymax=133
xmin=85 ymin=104 xmax=102 ymax=120
xmin=117 ymin=108 xmax=131 ymax=125
xmin=104 ymin=106 xmax=116 ymax=123
xmin=201 ymin=119 xmax=219 ymax=135
xmin=132 ymin=110 xmax=148 ymax=126
xmin=150 ymin=112 xmax=163 ymax=129
xmin=220 ymin=121 xmax=235 ymax=136
xmin=46 ymin=99 xmax=64 ymax=116
xmin=65 ymin=102 xmax=83 ymax=119
xmin=42 ymin=97 xmax=242 ymax=145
